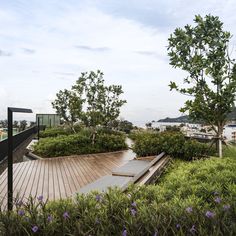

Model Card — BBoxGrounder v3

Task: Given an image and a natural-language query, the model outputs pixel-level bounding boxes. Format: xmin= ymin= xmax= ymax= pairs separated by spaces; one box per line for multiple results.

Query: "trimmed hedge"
xmin=0 ymin=156 xmax=235 ymax=235
xmin=39 ymin=127 xmax=71 ymax=138
xmin=132 ymin=131 xmax=214 ymax=160
xmin=34 ymin=132 xmax=127 ymax=157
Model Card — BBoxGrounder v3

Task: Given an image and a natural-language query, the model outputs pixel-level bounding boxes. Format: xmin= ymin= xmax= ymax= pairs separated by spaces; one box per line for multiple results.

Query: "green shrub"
xmin=132 ymin=131 xmax=214 ymax=160
xmin=0 ymin=156 xmax=235 ymax=235
xmin=39 ymin=127 xmax=71 ymax=138
xmin=34 ymin=132 xmax=127 ymax=157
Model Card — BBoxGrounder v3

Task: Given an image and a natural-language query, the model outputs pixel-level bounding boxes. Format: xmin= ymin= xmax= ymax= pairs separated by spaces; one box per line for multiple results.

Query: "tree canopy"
xmin=52 ymin=70 xmax=126 ymax=134
xmin=167 ymin=14 xmax=236 ymax=157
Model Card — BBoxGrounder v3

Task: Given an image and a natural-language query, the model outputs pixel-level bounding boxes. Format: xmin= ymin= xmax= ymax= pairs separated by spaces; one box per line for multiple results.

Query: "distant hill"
xmin=158 ymin=115 xmax=191 ymax=123
xmin=158 ymin=108 xmax=236 ymax=123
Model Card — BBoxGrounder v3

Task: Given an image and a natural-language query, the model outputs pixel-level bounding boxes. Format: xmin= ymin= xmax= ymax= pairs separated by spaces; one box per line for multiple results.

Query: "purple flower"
xmin=18 ymin=209 xmax=25 ymax=216
xmin=186 ymin=207 xmax=193 ymax=213
xmin=176 ymin=224 xmax=181 ymax=229
xmin=47 ymin=215 xmax=53 ymax=222
xmin=63 ymin=211 xmax=69 ymax=219
xmin=16 ymin=200 xmax=23 ymax=207
xmin=153 ymin=231 xmax=158 ymax=236
xmin=223 ymin=204 xmax=230 ymax=211
xmin=190 ymin=225 xmax=196 ymax=234
xmin=213 ymin=191 xmax=219 ymax=196
xmin=122 ymin=229 xmax=127 ymax=236
xmin=37 ymin=195 xmax=43 ymax=202
xmin=131 ymin=208 xmax=137 ymax=216
xmin=32 ymin=225 xmax=39 ymax=233
xmin=95 ymin=194 xmax=102 ymax=202
xmin=205 ymin=211 xmax=215 ymax=218
xmin=131 ymin=202 xmax=137 ymax=207
xmin=95 ymin=218 xmax=100 ymax=224
xmin=214 ymin=197 xmax=221 ymax=204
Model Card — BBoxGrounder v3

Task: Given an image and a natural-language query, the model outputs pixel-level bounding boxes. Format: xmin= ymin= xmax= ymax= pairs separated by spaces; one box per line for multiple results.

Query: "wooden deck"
xmin=0 ymin=149 xmax=135 ymax=209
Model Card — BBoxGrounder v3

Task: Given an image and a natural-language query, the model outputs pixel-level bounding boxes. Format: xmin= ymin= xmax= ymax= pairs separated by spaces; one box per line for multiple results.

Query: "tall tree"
xmin=168 ymin=15 xmax=236 ymax=157
xmin=19 ymin=120 xmax=27 ymax=132
xmin=52 ymin=89 xmax=84 ymax=132
xmin=73 ymin=70 xmax=126 ymax=142
xmin=13 ymin=121 xmax=19 ymax=130
xmin=0 ymin=120 xmax=8 ymax=128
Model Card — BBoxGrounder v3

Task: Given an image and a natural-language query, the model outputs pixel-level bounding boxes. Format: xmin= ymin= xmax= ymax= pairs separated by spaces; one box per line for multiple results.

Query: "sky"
xmin=0 ymin=0 xmax=236 ymax=126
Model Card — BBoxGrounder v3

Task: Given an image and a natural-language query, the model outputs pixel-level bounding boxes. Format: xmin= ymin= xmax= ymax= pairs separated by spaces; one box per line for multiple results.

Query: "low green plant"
xmin=39 ymin=127 xmax=71 ymax=138
xmin=0 ymin=156 xmax=235 ymax=235
xmin=34 ymin=132 xmax=127 ymax=157
xmin=132 ymin=131 xmax=214 ymax=160
xmin=223 ymin=145 xmax=236 ymax=158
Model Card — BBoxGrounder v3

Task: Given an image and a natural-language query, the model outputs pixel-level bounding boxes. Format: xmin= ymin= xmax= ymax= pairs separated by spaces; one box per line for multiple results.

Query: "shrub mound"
xmin=34 ymin=132 xmax=127 ymax=157
xmin=39 ymin=127 xmax=71 ymax=138
xmin=0 ymin=156 xmax=235 ymax=235
xmin=132 ymin=131 xmax=214 ymax=160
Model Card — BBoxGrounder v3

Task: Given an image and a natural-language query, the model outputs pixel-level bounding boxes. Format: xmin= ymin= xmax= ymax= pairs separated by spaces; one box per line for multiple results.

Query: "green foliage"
xmin=39 ymin=127 xmax=71 ymax=138
xmin=0 ymin=156 xmax=235 ymax=235
xmin=223 ymin=146 xmax=236 ymax=158
xmin=34 ymin=131 xmax=127 ymax=157
xmin=132 ymin=131 xmax=214 ymax=160
xmin=73 ymin=70 xmax=127 ymax=128
xmin=52 ymin=70 xmax=126 ymax=134
xmin=168 ymin=14 xmax=236 ymax=157
xmin=52 ymin=89 xmax=84 ymax=130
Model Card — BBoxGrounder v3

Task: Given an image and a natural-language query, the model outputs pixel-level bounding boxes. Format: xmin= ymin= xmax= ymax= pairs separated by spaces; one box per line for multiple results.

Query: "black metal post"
xmin=7 ymin=108 xmax=13 ymax=211
xmin=49 ymin=118 xmax=51 ymax=128
xmin=7 ymin=107 xmax=33 ymax=211
xmin=37 ymin=117 xmax=40 ymax=140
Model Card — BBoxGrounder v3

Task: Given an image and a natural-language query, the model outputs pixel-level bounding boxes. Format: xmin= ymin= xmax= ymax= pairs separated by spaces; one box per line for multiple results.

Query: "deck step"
xmin=79 ymin=175 xmax=133 ymax=194
xmin=112 ymin=160 xmax=150 ymax=177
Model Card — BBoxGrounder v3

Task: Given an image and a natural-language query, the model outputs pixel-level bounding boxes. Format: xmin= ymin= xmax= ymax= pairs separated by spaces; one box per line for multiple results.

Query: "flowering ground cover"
xmin=0 ymin=155 xmax=235 ymax=235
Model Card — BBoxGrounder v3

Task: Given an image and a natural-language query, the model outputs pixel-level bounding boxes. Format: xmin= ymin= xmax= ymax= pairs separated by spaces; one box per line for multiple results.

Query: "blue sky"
xmin=0 ymin=0 xmax=236 ymax=125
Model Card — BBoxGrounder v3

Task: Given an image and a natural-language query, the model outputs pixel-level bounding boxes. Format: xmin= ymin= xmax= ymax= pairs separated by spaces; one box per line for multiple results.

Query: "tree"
xmin=117 ymin=119 xmax=134 ymax=133
xmin=29 ymin=121 xmax=36 ymax=127
xmin=145 ymin=122 xmax=152 ymax=129
xmin=73 ymin=70 xmax=126 ymax=142
xmin=52 ymin=70 xmax=126 ymax=142
xmin=73 ymin=70 xmax=126 ymax=127
xmin=168 ymin=15 xmax=236 ymax=157
xmin=19 ymin=120 xmax=27 ymax=132
xmin=13 ymin=121 xmax=19 ymax=129
xmin=52 ymin=89 xmax=84 ymax=132
xmin=0 ymin=120 xmax=8 ymax=128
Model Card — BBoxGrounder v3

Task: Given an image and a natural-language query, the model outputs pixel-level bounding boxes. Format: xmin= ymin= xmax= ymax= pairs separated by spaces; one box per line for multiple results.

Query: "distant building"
xmin=223 ymin=124 xmax=236 ymax=142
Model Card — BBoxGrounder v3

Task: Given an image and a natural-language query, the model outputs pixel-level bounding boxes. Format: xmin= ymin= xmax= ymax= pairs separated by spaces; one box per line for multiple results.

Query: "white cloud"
xmin=0 ymin=1 xmax=235 ymax=124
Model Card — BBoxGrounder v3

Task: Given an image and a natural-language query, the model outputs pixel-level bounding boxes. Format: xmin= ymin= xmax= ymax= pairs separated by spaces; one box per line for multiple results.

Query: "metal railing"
xmin=0 ymin=126 xmax=37 ymax=162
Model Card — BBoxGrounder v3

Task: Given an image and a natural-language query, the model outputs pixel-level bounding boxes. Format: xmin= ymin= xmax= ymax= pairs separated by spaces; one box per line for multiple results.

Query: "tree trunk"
xmin=217 ymin=124 xmax=223 ymax=158
xmin=218 ymin=137 xmax=222 ymax=158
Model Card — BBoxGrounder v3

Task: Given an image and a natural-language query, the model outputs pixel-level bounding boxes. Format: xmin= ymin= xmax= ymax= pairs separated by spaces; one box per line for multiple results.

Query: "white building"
xmin=223 ymin=125 xmax=236 ymax=142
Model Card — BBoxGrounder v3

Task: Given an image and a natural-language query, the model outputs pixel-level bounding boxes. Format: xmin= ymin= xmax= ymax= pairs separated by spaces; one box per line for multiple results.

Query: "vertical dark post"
xmin=49 ymin=118 xmax=51 ymax=128
xmin=7 ymin=108 xmax=13 ymax=211
xmin=37 ymin=117 xmax=40 ymax=140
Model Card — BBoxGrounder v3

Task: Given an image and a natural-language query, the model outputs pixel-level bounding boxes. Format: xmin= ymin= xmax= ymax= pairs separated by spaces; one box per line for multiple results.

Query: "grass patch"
xmin=223 ymin=145 xmax=236 ymax=157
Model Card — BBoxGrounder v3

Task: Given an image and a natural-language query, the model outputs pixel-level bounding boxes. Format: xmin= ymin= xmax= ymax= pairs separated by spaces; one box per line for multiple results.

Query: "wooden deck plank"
xmin=58 ymin=158 xmax=72 ymax=198
xmin=71 ymin=158 xmax=91 ymax=187
xmin=61 ymin=158 xmax=78 ymax=195
xmin=55 ymin=158 xmax=66 ymax=199
xmin=37 ymin=159 xmax=45 ymax=197
xmin=0 ymin=149 xmax=135 ymax=209
xmin=48 ymin=159 xmax=55 ymax=200
xmin=31 ymin=160 xmax=42 ymax=198
xmin=20 ymin=160 xmax=37 ymax=200
xmin=42 ymin=159 xmax=49 ymax=199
